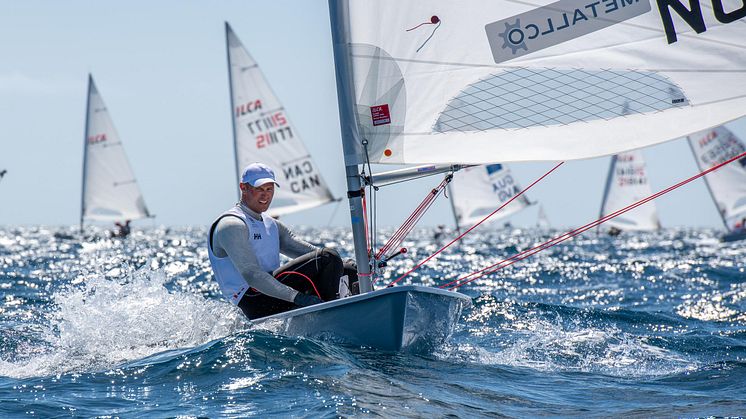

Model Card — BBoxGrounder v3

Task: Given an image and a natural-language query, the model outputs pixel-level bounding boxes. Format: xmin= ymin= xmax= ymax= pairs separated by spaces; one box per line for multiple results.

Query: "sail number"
xmin=87 ymin=134 xmax=107 ymax=144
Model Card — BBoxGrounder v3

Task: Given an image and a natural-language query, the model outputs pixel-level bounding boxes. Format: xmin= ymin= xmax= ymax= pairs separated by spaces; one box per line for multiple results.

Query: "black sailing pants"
xmin=236 ymin=248 xmax=357 ymax=320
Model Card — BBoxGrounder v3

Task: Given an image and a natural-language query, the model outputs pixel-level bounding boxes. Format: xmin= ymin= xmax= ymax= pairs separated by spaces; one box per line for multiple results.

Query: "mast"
xmin=597 ymin=154 xmax=617 ymax=234
xmin=685 ymin=136 xmax=730 ymax=230
xmin=225 ymin=22 xmax=242 ymax=201
xmin=80 ymin=74 xmax=93 ymax=233
xmin=329 ymin=0 xmax=371 ymax=293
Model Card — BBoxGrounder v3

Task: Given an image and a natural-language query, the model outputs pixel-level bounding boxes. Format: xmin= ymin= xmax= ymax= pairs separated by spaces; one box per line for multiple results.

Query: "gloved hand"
xmin=344 ymin=258 xmax=357 ymax=270
xmin=293 ymin=292 xmax=323 ymax=307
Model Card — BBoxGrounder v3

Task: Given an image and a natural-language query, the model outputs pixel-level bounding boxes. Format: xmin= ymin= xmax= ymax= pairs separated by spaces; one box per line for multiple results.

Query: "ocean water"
xmin=0 ymin=225 xmax=744 ymax=417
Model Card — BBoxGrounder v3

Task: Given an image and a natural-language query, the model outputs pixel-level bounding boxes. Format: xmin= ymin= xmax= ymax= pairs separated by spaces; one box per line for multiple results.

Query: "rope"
xmin=276 ymin=271 xmax=322 ymax=300
xmin=387 ymin=162 xmax=564 ymax=287
xmin=443 ymin=150 xmax=746 ymax=291
xmin=376 ymin=175 xmax=452 ymax=260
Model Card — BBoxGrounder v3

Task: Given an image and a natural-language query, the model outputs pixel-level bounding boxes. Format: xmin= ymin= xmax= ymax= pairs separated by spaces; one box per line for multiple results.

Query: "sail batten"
xmin=226 ymin=23 xmax=335 ymax=217
xmin=81 ymin=76 xmax=151 ymax=224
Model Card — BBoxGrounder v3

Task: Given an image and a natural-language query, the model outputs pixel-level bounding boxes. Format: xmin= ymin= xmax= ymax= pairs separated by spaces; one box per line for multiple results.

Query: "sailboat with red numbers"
xmin=248 ymin=0 xmax=746 ymax=352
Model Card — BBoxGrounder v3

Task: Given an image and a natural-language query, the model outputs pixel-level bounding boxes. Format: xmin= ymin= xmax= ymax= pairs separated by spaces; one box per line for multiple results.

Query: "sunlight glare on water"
xmin=0 ymin=225 xmax=744 ymax=416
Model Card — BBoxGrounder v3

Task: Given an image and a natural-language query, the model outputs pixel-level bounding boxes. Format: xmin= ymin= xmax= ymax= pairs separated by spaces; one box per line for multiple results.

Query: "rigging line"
xmin=378 ymin=185 xmax=437 ymax=255
xmin=444 ymin=149 xmax=746 ymax=290
xmin=275 ymin=271 xmax=322 ymax=300
xmin=387 ymin=162 xmax=564 ymax=287
xmin=415 ymin=21 xmax=441 ymax=53
xmin=325 ymin=199 xmax=343 ymax=228
xmin=376 ymin=175 xmax=452 ymax=259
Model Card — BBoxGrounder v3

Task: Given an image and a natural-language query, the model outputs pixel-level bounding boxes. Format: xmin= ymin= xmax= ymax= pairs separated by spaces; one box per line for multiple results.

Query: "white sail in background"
xmin=536 ymin=205 xmax=551 ymax=230
xmin=687 ymin=126 xmax=746 ymax=233
xmin=448 ymin=164 xmax=532 ymax=228
xmin=80 ymin=75 xmax=150 ymax=225
xmin=331 ymin=0 xmax=746 ymax=166
xmin=226 ymin=23 xmax=335 ymax=217
xmin=598 ymin=150 xmax=660 ymax=233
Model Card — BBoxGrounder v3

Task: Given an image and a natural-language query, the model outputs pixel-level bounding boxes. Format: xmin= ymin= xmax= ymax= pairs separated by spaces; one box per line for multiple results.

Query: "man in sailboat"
xmin=208 ymin=162 xmax=353 ymax=319
xmin=113 ymin=220 xmax=131 ymax=238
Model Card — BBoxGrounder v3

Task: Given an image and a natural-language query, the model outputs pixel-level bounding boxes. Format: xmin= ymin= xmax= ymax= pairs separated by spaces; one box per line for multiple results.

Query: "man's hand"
xmin=293 ymin=293 xmax=323 ymax=307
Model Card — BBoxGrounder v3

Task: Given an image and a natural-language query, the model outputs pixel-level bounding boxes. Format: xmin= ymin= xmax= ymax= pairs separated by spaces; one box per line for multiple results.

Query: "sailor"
xmin=208 ymin=162 xmax=353 ymax=319
xmin=113 ymin=220 xmax=131 ymax=238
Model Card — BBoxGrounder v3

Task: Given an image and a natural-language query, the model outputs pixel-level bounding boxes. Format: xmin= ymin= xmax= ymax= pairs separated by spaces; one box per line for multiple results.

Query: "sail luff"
xmin=685 ymin=134 xmax=729 ymax=230
xmin=80 ymin=74 xmax=93 ymax=232
xmin=329 ymin=0 xmax=372 ymax=293
xmin=225 ymin=22 xmax=242 ymax=201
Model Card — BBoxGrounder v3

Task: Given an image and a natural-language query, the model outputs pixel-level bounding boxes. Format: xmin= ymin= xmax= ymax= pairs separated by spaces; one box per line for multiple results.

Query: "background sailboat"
xmin=225 ymin=23 xmax=336 ymax=217
xmin=598 ymin=150 xmax=661 ymax=235
xmin=536 ymin=205 xmax=551 ymax=230
xmin=687 ymin=126 xmax=746 ymax=242
xmin=80 ymin=75 xmax=151 ymax=231
xmin=447 ymin=163 xmax=533 ymax=232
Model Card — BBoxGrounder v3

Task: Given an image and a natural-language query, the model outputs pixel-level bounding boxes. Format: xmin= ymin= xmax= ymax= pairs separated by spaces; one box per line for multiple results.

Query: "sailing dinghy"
xmin=536 ymin=205 xmax=551 ymax=231
xmin=687 ymin=126 xmax=746 ymax=242
xmin=598 ymin=150 xmax=661 ymax=235
xmin=225 ymin=23 xmax=336 ymax=218
xmin=447 ymin=164 xmax=533 ymax=232
xmin=250 ymin=0 xmax=746 ymax=351
xmin=80 ymin=75 xmax=151 ymax=231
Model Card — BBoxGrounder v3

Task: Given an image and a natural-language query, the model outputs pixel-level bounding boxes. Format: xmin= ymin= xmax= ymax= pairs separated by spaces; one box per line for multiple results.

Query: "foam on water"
xmin=0 ymin=226 xmax=744 ymax=417
xmin=445 ymin=298 xmax=697 ymax=378
xmin=0 ymin=265 xmax=245 ymax=378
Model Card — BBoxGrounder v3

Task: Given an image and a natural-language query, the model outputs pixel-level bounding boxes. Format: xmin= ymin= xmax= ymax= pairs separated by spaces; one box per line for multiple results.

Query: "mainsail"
xmin=687 ymin=125 xmax=746 ymax=234
xmin=80 ymin=75 xmax=150 ymax=227
xmin=331 ymin=0 xmax=746 ymax=166
xmin=598 ymin=150 xmax=661 ymax=233
xmin=536 ymin=204 xmax=551 ymax=230
xmin=448 ymin=163 xmax=532 ymax=230
xmin=329 ymin=0 xmax=746 ymax=292
xmin=225 ymin=23 xmax=335 ymax=217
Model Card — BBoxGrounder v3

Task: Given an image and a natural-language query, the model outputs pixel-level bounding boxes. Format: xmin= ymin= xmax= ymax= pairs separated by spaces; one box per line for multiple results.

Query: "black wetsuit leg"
xmin=235 ymin=248 xmax=347 ymax=320
xmin=273 ymin=248 xmax=344 ymax=301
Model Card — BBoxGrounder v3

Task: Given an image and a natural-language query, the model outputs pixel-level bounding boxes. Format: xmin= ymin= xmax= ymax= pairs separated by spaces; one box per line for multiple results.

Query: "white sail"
xmin=687 ymin=126 xmax=746 ymax=233
xmin=537 ymin=204 xmax=551 ymax=230
xmin=226 ymin=23 xmax=335 ymax=217
xmin=331 ymin=0 xmax=746 ymax=165
xmin=81 ymin=75 xmax=150 ymax=224
xmin=448 ymin=163 xmax=532 ymax=228
xmin=598 ymin=150 xmax=660 ymax=232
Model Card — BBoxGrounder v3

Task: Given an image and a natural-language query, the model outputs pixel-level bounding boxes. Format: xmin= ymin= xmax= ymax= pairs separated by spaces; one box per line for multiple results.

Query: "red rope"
xmin=361 ymin=189 xmax=371 ymax=256
xmin=443 ymin=150 xmax=746 ymax=290
xmin=387 ymin=162 xmax=564 ymax=287
xmin=376 ymin=176 xmax=451 ymax=260
xmin=276 ymin=271 xmax=323 ymax=300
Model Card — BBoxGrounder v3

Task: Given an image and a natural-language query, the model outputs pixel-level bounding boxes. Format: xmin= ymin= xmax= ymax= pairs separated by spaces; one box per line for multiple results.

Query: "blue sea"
xmin=0 ymin=225 xmax=744 ymax=417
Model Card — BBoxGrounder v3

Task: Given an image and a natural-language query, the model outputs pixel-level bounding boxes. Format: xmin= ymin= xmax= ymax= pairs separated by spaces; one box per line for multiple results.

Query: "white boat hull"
xmin=250 ymin=285 xmax=471 ymax=352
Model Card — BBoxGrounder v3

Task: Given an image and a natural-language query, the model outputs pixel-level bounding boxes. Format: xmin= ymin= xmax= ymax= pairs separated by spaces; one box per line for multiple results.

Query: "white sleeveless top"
xmin=208 ymin=205 xmax=280 ymax=304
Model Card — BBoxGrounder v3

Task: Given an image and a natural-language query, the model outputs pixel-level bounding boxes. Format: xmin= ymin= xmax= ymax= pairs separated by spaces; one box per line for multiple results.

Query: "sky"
xmin=1 ymin=0 xmax=744 ymax=230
